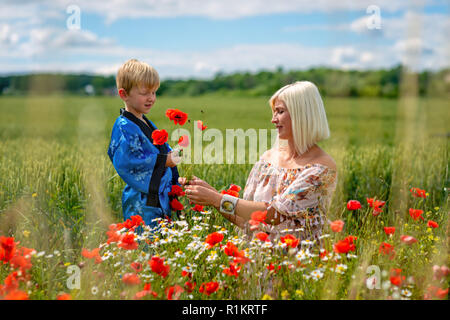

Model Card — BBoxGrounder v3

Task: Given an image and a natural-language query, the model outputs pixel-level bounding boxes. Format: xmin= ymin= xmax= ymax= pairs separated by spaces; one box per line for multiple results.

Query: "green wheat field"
xmin=0 ymin=95 xmax=448 ymax=300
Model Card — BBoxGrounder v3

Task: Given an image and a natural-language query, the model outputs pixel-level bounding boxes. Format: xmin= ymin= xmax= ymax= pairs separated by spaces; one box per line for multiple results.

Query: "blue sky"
xmin=0 ymin=0 xmax=448 ymax=78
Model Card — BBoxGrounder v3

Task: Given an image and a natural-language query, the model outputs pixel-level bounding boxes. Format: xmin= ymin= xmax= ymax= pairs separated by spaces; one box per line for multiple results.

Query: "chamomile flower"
xmin=310 ymin=269 xmax=324 ymax=281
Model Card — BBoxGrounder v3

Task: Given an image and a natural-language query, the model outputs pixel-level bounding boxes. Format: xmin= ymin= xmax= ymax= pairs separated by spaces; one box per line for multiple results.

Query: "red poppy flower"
xmin=229 ymin=184 xmax=241 ymax=192
xmin=267 ymin=263 xmax=281 ymax=273
xmin=379 ymin=242 xmax=396 ymax=260
xmin=333 ymin=236 xmax=357 ymax=254
xmin=4 ymin=290 xmax=29 ymax=300
xmin=205 ymin=232 xmax=224 ymax=248
xmin=151 ymin=129 xmax=168 ymax=145
xmin=427 ymin=220 xmax=439 ymax=228
xmin=168 ymin=185 xmax=185 ymax=197
xmin=166 ymin=285 xmax=184 ymax=300
xmin=130 ymin=262 xmax=143 ymax=273
xmin=170 ymin=198 xmax=184 ymax=211
xmin=390 ymin=268 xmax=405 ymax=287
xmin=346 ymin=200 xmax=361 ymax=211
xmin=81 ymin=248 xmax=102 ymax=264
xmin=400 ymin=235 xmax=417 ymax=245
xmin=384 ymin=227 xmax=396 ymax=235
xmin=330 ymin=220 xmax=344 ymax=232
xmin=249 ymin=210 xmax=267 ymax=226
xmin=178 ymin=135 xmax=189 ymax=147
xmin=118 ymin=233 xmax=138 ymax=250
xmin=255 ymin=232 xmax=270 ymax=242
xmin=192 ymin=204 xmax=204 ymax=212
xmin=223 ymin=262 xmax=241 ymax=278
xmin=280 ymin=234 xmax=300 ymax=248
xmin=199 ymin=281 xmax=219 ymax=295
xmin=106 ymin=224 xmax=122 ymax=244
xmin=184 ymin=281 xmax=196 ymax=293
xmin=409 ymin=208 xmax=424 ymax=221
xmin=122 ymin=215 xmax=145 ymax=230
xmin=166 ymin=109 xmax=188 ymax=126
xmin=0 ymin=236 xmax=18 ymax=263
xmin=367 ymin=198 xmax=386 ymax=216
xmin=122 ymin=273 xmax=141 ymax=285
xmin=56 ymin=293 xmax=72 ymax=300
xmin=197 ymin=120 xmax=207 ymax=131
xmin=148 ymin=256 xmax=170 ymax=278
xmin=134 ymin=283 xmax=158 ymax=299
xmin=221 ymin=189 xmax=239 ymax=197
xmin=409 ymin=187 xmax=427 ymax=198
xmin=224 ymin=242 xmax=250 ymax=263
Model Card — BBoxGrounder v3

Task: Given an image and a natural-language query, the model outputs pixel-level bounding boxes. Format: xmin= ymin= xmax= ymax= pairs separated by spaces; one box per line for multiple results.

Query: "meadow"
xmin=0 ymin=94 xmax=448 ymax=300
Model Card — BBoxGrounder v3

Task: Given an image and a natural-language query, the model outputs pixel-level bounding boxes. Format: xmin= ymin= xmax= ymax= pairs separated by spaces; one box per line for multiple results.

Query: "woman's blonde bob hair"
xmin=269 ymin=81 xmax=330 ymax=156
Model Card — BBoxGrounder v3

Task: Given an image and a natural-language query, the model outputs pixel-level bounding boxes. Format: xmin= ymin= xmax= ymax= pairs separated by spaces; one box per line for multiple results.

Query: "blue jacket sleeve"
xmin=108 ymin=122 xmax=167 ymax=195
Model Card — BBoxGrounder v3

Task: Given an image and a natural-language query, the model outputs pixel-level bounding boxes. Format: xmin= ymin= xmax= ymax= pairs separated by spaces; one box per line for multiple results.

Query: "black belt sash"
xmin=120 ymin=108 xmax=168 ymax=207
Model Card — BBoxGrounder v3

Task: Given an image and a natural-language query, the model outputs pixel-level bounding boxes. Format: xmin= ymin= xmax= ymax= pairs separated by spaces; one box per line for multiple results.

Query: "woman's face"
xmin=271 ymin=99 xmax=292 ymax=140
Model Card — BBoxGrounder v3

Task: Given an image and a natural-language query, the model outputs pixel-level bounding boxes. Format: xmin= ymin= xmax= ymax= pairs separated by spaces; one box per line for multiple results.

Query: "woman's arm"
xmin=183 ymin=184 xmax=280 ymax=228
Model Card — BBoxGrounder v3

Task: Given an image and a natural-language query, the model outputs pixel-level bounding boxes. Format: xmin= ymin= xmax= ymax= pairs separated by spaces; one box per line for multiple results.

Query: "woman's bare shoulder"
xmin=313 ymin=153 xmax=337 ymax=171
xmin=260 ymin=149 xmax=274 ymax=161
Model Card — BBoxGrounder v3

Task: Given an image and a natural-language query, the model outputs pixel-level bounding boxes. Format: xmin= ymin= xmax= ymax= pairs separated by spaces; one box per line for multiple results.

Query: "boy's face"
xmin=119 ymin=85 xmax=157 ymax=118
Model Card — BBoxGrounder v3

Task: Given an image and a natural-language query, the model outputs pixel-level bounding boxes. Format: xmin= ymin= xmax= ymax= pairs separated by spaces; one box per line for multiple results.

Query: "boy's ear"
xmin=118 ymin=88 xmax=128 ymax=100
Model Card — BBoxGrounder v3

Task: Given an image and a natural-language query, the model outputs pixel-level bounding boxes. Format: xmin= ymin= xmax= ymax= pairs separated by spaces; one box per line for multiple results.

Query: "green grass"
xmin=0 ymin=95 xmax=448 ymax=300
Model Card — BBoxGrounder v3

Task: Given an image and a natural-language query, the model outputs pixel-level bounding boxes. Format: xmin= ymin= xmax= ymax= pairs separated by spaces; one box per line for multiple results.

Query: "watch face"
xmin=222 ymin=200 xmax=235 ymax=213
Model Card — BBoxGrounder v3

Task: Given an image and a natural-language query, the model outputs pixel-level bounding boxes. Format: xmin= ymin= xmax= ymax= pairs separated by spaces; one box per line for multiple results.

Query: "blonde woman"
xmin=181 ymin=81 xmax=337 ymax=245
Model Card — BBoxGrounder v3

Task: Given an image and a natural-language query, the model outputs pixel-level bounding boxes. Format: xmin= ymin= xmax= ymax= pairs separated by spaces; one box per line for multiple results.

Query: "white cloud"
xmin=0 ymin=0 xmax=438 ymax=22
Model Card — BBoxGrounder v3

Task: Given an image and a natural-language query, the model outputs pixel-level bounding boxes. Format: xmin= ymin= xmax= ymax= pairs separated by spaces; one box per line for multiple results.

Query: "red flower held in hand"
xmin=384 ymin=227 xmax=396 ymax=235
xmin=148 ymin=256 xmax=170 ymax=278
xmin=249 ymin=210 xmax=267 ymax=228
xmin=166 ymin=109 xmax=188 ymax=126
xmin=168 ymin=185 xmax=185 ymax=197
xmin=330 ymin=220 xmax=344 ymax=232
xmin=409 ymin=208 xmax=424 ymax=221
xmin=151 ymin=129 xmax=168 ymax=145
xmin=178 ymin=135 xmax=189 ymax=147
xmin=197 ymin=120 xmax=207 ymax=131
xmin=205 ymin=232 xmax=224 ymax=248
xmin=347 ymin=200 xmax=361 ymax=211
xmin=170 ymin=198 xmax=184 ymax=211
xmin=410 ymin=187 xmax=427 ymax=198
xmin=427 ymin=220 xmax=439 ymax=228
xmin=199 ymin=281 xmax=219 ymax=295
xmin=400 ymin=235 xmax=417 ymax=245
xmin=280 ymin=234 xmax=299 ymax=248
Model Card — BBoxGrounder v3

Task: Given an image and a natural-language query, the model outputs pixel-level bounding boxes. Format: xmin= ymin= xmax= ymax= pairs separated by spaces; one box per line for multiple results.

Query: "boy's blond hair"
xmin=116 ymin=59 xmax=160 ymax=93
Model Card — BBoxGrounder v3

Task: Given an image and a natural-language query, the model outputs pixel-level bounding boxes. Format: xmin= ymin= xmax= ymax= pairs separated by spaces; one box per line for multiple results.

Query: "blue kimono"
xmin=107 ymin=108 xmax=180 ymax=227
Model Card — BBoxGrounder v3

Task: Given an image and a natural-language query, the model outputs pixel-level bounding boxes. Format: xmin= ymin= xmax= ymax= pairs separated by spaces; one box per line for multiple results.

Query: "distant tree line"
xmin=0 ymin=65 xmax=448 ymax=98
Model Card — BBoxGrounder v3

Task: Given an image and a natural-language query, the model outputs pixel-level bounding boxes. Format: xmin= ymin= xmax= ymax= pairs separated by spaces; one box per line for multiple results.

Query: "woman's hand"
xmin=178 ymin=176 xmax=217 ymax=192
xmin=184 ymin=184 xmax=222 ymax=208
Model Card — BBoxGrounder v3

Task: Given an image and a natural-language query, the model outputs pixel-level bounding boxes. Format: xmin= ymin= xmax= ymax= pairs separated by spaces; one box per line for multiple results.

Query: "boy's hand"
xmin=165 ymin=152 xmax=177 ymax=168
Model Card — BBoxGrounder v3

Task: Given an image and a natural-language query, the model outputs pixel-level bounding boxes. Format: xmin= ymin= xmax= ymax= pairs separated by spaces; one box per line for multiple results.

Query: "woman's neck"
xmin=279 ymin=140 xmax=317 ymax=161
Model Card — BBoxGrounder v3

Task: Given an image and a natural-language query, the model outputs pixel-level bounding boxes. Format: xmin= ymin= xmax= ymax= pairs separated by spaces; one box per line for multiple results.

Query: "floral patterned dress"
xmin=242 ymin=156 xmax=337 ymax=246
